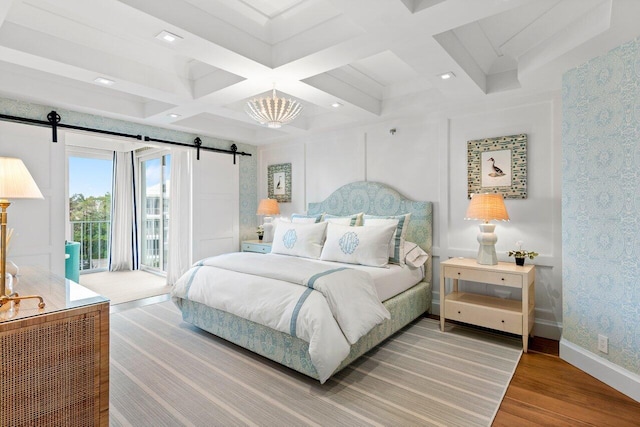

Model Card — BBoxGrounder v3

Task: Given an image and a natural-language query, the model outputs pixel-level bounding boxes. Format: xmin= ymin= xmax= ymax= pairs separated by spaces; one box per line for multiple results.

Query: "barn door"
xmin=191 ymin=151 xmax=239 ymax=262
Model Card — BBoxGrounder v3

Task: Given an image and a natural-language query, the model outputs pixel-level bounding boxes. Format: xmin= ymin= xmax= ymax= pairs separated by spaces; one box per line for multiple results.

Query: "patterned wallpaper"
xmin=0 ymin=97 xmax=258 ymax=243
xmin=562 ymin=37 xmax=640 ymax=375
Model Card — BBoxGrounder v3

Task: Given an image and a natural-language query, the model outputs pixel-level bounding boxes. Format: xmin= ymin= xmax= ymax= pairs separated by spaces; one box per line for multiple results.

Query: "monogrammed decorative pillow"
xmin=270 ymin=221 xmax=327 ymax=259
xmin=320 ymin=222 xmax=396 ymax=267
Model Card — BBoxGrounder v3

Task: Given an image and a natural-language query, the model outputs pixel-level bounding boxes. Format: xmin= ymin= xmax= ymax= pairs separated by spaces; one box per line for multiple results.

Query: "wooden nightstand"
xmin=241 ymin=240 xmax=272 ymax=254
xmin=439 ymin=257 xmax=535 ymax=352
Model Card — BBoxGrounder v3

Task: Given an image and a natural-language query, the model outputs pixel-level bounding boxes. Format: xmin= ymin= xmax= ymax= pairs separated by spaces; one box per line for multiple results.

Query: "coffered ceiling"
xmin=0 ymin=0 xmax=638 ymax=145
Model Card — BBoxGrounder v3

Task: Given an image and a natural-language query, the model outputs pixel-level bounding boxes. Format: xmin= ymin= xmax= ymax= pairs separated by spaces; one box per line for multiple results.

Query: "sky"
xmin=69 ymin=157 xmax=113 ymax=197
xmin=69 ymin=155 xmax=170 ymax=197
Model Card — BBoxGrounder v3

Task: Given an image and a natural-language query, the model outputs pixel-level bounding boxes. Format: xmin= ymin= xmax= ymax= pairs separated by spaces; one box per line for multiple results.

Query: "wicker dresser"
xmin=0 ymin=267 xmax=109 ymax=426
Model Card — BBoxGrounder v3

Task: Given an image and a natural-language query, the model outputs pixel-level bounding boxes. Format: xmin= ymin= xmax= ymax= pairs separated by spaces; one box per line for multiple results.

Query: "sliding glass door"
xmin=139 ymin=152 xmax=171 ymax=272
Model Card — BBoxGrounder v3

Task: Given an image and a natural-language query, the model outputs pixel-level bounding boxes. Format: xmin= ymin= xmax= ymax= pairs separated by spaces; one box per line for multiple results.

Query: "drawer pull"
xmin=501 ymin=277 xmax=505 ymax=281
xmin=457 ymin=311 xmax=461 ymax=314
xmin=501 ymin=320 xmax=505 ymax=323
xmin=457 ymin=272 xmax=461 ymax=276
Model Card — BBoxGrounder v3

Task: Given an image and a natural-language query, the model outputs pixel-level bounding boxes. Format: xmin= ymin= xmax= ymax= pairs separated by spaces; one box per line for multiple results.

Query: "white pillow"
xmin=363 ymin=214 xmax=411 ymax=265
xmin=291 ymin=213 xmax=324 ymax=223
xmin=324 ymin=212 xmax=364 ymax=226
xmin=320 ymin=223 xmax=396 ymax=267
xmin=403 ymin=241 xmax=429 ymax=268
xmin=271 ymin=221 xmax=327 ymax=259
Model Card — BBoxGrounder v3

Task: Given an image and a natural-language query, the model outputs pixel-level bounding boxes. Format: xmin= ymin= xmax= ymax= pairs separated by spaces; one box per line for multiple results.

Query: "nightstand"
xmin=439 ymin=257 xmax=535 ymax=352
xmin=241 ymin=240 xmax=272 ymax=254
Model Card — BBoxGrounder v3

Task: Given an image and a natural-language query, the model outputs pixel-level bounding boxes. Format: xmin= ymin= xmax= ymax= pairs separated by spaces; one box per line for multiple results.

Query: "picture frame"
xmin=268 ymin=163 xmax=291 ymax=202
xmin=467 ymin=134 xmax=527 ymax=199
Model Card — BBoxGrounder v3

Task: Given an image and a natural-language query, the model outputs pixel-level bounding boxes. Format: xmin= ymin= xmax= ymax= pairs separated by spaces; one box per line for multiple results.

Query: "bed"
xmin=172 ymin=181 xmax=433 ymax=382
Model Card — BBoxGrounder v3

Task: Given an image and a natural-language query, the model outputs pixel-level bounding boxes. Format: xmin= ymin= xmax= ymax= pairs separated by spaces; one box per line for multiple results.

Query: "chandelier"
xmin=245 ymin=86 xmax=303 ymax=129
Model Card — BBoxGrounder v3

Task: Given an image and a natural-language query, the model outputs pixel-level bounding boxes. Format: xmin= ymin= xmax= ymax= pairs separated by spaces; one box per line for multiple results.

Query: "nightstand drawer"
xmin=445 ymin=298 xmax=522 ymax=335
xmin=444 ymin=267 xmax=522 ymax=288
xmin=241 ymin=242 xmax=271 ymax=253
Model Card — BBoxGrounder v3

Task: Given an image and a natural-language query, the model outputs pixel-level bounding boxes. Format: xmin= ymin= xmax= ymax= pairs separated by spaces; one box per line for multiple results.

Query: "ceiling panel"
xmin=0 ymin=0 xmax=637 ymax=144
xmin=351 ymin=51 xmax=419 ymax=88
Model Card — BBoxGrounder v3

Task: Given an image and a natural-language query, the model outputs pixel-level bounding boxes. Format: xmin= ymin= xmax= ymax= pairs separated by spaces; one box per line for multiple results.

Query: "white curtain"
xmin=109 ymin=151 xmax=139 ymax=271
xmin=166 ymin=149 xmax=192 ymax=285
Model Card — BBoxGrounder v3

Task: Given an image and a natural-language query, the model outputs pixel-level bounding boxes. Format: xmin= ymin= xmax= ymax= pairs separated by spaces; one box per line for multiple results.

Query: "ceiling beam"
xmin=0 ymin=23 xmax=194 ymax=102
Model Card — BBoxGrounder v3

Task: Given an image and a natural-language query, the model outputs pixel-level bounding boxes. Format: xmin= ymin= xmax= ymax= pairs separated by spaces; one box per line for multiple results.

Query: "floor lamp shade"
xmin=0 ymin=157 xmax=45 ymax=307
xmin=465 ymin=193 xmax=509 ymax=265
xmin=0 ymin=157 xmax=44 ymax=200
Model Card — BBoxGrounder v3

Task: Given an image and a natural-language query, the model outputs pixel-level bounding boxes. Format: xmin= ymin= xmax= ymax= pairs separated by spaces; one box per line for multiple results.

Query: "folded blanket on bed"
xmin=171 ymin=252 xmax=390 ymax=383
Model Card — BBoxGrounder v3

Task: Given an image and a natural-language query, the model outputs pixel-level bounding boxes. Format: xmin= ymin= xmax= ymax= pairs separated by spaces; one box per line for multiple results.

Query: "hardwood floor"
xmin=426 ymin=315 xmax=640 ymax=425
xmin=494 ymin=337 xmax=640 ymax=426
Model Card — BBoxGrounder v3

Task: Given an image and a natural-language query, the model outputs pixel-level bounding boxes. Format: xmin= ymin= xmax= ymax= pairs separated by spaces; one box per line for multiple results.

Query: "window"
xmin=140 ymin=152 xmax=171 ymax=272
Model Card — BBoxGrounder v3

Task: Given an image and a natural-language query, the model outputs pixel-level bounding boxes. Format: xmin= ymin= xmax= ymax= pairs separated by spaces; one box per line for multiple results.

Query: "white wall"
xmin=0 ymin=121 xmax=65 ymax=277
xmin=258 ymin=92 xmax=563 ymax=339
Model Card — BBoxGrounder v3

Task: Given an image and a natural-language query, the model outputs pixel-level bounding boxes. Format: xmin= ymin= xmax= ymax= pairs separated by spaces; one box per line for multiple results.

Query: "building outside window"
xmin=140 ymin=152 xmax=171 ymax=272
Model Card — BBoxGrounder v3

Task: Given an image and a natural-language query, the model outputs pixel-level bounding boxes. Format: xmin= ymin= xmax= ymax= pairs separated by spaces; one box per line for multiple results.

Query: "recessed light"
xmin=94 ymin=77 xmax=115 ymax=86
xmin=439 ymin=72 xmax=455 ymax=80
xmin=167 ymin=113 xmax=181 ymax=118
xmin=331 ymin=102 xmax=343 ymax=108
xmin=156 ymin=30 xmax=183 ymax=44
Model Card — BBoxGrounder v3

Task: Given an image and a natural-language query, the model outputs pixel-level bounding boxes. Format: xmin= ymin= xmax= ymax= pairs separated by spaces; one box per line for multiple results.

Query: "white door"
xmin=191 ymin=150 xmax=239 ymax=262
xmin=0 ymin=121 xmax=65 ymax=276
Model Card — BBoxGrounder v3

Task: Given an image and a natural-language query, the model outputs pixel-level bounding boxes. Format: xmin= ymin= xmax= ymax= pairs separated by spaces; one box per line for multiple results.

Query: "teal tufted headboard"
xmin=308 ymin=181 xmax=433 ymax=283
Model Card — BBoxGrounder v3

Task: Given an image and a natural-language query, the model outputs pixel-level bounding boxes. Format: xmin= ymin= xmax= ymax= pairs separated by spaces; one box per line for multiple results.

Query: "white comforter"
xmin=171 ymin=252 xmax=390 ymax=383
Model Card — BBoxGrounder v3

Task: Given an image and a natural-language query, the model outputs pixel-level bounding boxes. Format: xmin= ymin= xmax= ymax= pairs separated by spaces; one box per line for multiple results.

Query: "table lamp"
xmin=465 ymin=193 xmax=509 ymax=265
xmin=0 ymin=157 xmax=46 ymax=309
xmin=257 ymin=198 xmax=280 ymax=242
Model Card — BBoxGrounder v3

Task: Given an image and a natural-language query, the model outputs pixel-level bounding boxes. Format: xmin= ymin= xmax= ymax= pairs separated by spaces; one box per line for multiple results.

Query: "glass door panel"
xmin=68 ymin=156 xmax=112 ymax=272
xmin=140 ymin=154 xmax=170 ymax=272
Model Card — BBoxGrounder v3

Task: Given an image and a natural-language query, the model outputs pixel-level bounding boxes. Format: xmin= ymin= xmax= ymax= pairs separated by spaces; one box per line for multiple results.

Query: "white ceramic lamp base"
xmin=262 ymin=217 xmax=275 ymax=243
xmin=476 ymin=223 xmax=498 ymax=265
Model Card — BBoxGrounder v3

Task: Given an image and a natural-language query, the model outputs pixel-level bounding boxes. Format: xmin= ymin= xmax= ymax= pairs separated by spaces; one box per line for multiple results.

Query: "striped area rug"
xmin=110 ymin=301 xmax=522 ymax=427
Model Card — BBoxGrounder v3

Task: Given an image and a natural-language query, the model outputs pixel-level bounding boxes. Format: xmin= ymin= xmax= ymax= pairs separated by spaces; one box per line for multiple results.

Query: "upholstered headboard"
xmin=308 ymin=181 xmax=433 ymax=282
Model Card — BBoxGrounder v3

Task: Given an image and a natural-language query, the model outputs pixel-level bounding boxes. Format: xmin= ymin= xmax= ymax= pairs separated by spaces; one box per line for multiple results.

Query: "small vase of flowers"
xmin=508 ymin=241 xmax=538 ymax=266
xmin=257 ymin=225 xmax=264 ymax=240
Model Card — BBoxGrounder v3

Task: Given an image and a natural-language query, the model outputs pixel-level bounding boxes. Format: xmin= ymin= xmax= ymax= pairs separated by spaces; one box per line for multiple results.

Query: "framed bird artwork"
xmin=268 ymin=163 xmax=292 ymax=202
xmin=467 ymin=134 xmax=527 ymax=199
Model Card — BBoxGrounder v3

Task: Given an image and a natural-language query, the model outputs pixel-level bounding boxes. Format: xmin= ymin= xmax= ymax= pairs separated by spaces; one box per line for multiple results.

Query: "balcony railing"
xmin=70 ymin=220 xmax=110 ymax=271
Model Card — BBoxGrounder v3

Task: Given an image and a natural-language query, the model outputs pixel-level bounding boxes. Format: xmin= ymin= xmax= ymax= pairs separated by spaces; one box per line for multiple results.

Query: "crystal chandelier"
xmin=245 ymin=86 xmax=303 ymax=129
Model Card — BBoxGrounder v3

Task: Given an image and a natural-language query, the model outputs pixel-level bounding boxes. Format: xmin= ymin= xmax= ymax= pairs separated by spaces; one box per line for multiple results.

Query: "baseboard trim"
xmin=532 ymin=318 xmax=562 ymax=341
xmin=560 ymin=338 xmax=640 ymax=402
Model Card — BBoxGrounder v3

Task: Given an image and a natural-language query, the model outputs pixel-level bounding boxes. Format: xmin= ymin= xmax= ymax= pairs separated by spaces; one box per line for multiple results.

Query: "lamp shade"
xmin=0 ymin=157 xmax=44 ymax=199
xmin=465 ymin=193 xmax=509 ymax=222
xmin=256 ymin=198 xmax=280 ymax=216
